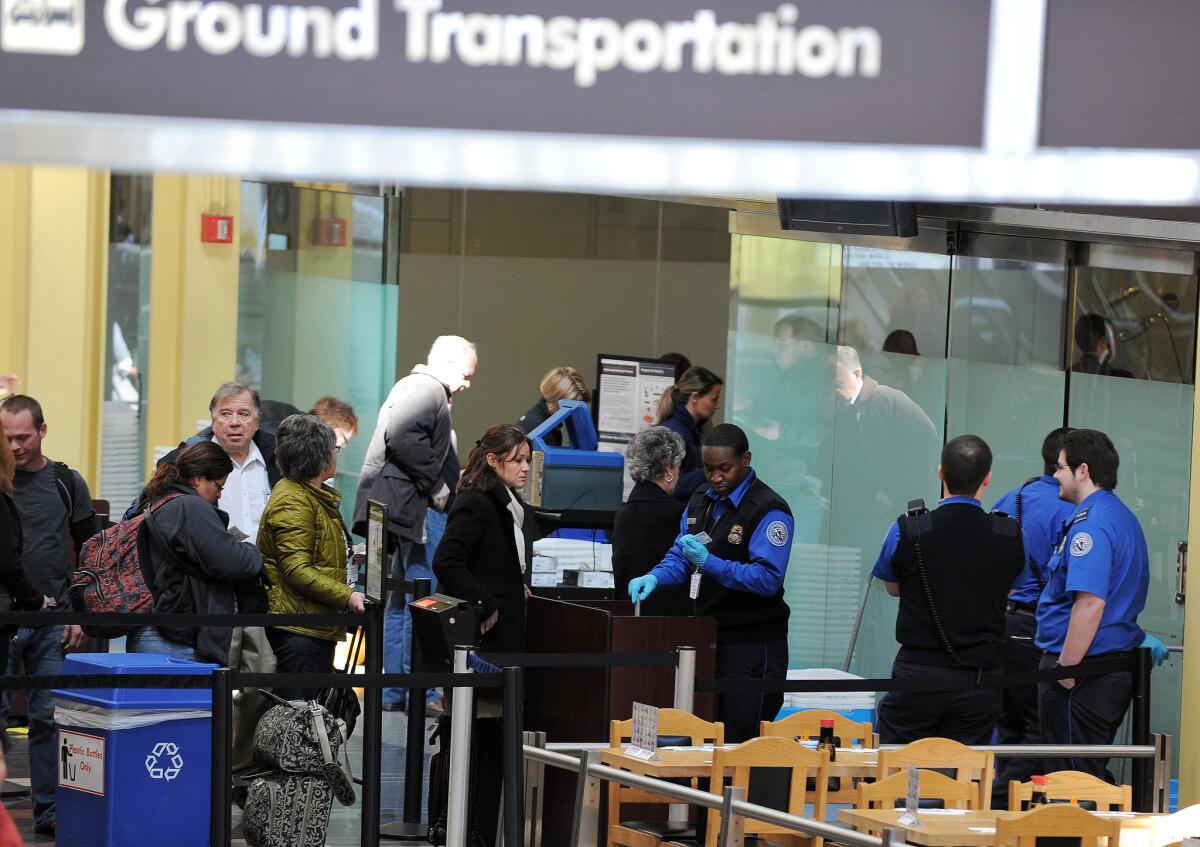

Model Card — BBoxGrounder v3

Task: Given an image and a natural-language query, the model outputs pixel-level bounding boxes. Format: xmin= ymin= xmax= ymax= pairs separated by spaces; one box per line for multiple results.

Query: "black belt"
xmin=1006 ymin=600 xmax=1037 ymax=616
xmin=1042 ymin=650 xmax=1133 ymax=661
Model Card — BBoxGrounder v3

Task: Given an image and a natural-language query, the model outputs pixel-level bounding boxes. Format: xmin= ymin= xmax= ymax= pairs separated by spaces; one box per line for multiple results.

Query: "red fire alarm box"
xmin=201 ymin=214 xmax=234 ymax=243
xmin=312 ymin=217 xmax=347 ymax=247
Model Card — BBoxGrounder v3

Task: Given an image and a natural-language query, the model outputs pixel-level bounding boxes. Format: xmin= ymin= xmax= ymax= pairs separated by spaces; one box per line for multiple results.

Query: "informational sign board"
xmin=58 ymin=728 xmax=105 ymax=796
xmin=365 ymin=499 xmax=387 ymax=605
xmin=596 ymin=355 xmax=680 ymax=499
xmin=627 ymin=702 xmax=661 ymax=762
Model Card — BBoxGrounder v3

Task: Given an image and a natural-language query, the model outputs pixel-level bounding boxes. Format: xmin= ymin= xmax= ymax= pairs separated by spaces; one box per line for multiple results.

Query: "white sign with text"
xmin=58 ymin=728 xmax=105 ymax=796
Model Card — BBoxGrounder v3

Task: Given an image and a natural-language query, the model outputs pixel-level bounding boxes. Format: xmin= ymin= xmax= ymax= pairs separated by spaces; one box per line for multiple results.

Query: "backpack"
xmin=67 ymin=492 xmax=197 ymax=637
xmin=243 ymin=696 xmax=355 ymax=847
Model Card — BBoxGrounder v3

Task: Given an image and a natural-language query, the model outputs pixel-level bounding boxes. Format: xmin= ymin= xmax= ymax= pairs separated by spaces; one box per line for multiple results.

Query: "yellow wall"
xmin=0 ymin=165 xmax=108 ymax=485
xmin=144 ymin=174 xmax=242 ymax=473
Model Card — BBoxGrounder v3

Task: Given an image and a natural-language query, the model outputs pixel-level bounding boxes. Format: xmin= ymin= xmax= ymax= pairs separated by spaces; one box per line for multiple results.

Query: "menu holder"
xmin=625 ymin=702 xmax=663 ymax=761
xmin=898 ymin=765 xmax=922 ymax=828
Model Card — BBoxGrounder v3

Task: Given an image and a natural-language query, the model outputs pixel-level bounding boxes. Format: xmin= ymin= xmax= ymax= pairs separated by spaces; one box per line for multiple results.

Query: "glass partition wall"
xmin=728 ymin=228 xmax=1192 ymax=759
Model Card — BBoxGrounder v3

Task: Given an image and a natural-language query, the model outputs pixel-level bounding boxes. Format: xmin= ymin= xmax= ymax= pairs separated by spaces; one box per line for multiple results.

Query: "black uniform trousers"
xmin=878 ymin=660 xmax=1002 ymax=746
xmin=715 ymin=638 xmax=788 ymax=743
xmin=991 ymin=608 xmax=1043 ymax=806
xmin=1037 ymin=652 xmax=1132 ymax=782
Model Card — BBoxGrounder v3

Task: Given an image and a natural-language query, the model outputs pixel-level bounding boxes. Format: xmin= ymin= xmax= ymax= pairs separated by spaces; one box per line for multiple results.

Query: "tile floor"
xmin=3 ymin=709 xmax=435 ymax=846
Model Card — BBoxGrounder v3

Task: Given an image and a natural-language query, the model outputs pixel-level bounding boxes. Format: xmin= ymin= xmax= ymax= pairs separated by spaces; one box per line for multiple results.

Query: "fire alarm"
xmin=312 ymin=217 xmax=347 ymax=247
xmin=200 ymin=214 xmax=234 ymax=244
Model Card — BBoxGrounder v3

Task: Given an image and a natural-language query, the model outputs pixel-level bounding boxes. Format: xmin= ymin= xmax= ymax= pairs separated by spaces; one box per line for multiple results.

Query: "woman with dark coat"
xmin=432 ymin=424 xmax=537 ymax=847
xmin=130 ymin=442 xmax=264 ymax=665
xmin=655 ymin=366 xmax=724 ymax=500
xmin=612 ymin=427 xmax=692 ymax=616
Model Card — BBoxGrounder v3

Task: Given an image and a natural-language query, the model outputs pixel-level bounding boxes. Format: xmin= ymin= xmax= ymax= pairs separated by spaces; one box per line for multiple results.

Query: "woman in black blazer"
xmin=612 ymin=427 xmax=692 ymax=616
xmin=432 ymin=423 xmax=536 ymax=847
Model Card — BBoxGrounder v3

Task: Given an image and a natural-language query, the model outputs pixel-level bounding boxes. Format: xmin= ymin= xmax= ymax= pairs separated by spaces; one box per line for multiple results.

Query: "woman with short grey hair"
xmin=611 ymin=427 xmax=692 ymax=615
xmin=258 ymin=414 xmax=365 ymax=700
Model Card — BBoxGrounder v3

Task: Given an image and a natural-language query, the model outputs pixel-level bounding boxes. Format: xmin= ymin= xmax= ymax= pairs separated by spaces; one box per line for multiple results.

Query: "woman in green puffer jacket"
xmin=258 ymin=414 xmax=366 ymax=701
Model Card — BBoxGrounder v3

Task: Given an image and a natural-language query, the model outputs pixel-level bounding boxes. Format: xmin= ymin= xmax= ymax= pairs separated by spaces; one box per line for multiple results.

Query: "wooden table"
xmin=599 ymin=745 xmax=881 ymax=780
xmin=837 ymin=808 xmax=1159 ymax=847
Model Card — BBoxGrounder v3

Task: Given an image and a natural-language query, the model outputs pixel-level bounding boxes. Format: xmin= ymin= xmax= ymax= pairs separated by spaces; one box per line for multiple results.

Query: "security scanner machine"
xmin=409 ymin=593 xmax=477 ymax=670
xmin=522 ymin=400 xmax=623 ymax=600
xmin=521 ymin=399 xmax=623 ymax=511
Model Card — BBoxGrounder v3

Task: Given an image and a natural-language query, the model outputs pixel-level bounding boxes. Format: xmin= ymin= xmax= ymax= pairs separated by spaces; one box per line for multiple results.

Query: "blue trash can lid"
xmin=53 ymin=653 xmax=217 ymax=710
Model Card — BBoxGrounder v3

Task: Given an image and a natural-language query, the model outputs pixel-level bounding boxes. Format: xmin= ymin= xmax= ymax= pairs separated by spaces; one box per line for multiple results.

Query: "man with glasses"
xmin=1035 ymin=428 xmax=1149 ymax=780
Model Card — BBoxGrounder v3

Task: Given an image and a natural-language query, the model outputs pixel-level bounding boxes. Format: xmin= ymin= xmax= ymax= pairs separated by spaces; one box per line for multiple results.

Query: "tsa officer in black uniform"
xmin=628 ymin=423 xmax=794 ymax=742
xmin=988 ymin=427 xmax=1078 ymax=802
xmin=1035 ymin=428 xmax=1149 ymax=780
xmin=872 ymin=434 xmax=1024 ymax=745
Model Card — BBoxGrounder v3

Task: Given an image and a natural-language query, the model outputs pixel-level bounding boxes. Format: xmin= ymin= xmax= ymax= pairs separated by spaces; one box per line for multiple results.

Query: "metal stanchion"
xmin=447 ymin=646 xmax=475 ymax=847
xmin=210 ymin=667 xmax=233 ymax=847
xmin=502 ymin=667 xmax=525 ymax=847
xmin=523 ymin=731 xmax=547 ymax=847
xmin=382 ymin=577 xmax=434 ymax=840
xmin=1131 ymin=647 xmax=1153 ymax=812
xmin=674 ymin=646 xmax=696 ymax=713
xmin=569 ymin=749 xmax=603 ymax=847
xmin=716 ymin=785 xmax=746 ymax=847
xmin=361 ymin=601 xmax=385 ymax=847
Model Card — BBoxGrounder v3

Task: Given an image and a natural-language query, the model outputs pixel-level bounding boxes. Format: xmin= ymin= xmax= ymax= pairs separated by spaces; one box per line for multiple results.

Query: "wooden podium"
xmin=524 ymin=595 xmax=717 ymax=843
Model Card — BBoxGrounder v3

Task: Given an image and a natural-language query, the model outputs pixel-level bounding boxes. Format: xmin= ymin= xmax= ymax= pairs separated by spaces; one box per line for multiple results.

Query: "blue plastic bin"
xmin=52 ymin=653 xmax=217 ymax=847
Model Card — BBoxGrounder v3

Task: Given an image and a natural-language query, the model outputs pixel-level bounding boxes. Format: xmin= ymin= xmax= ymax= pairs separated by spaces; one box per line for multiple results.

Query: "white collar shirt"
xmin=213 ymin=436 xmax=271 ymax=542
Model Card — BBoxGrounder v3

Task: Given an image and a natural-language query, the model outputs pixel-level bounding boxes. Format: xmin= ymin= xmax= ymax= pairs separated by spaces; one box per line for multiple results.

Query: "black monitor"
xmin=776 ymin=199 xmax=918 ymax=238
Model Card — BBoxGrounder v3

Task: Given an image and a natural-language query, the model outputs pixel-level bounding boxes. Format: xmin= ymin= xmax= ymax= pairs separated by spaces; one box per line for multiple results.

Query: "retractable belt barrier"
xmin=0 ymin=670 xmax=501 ymax=691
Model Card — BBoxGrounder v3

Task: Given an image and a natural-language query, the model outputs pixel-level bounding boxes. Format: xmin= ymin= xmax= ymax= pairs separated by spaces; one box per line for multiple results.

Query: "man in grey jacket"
xmin=354 ymin=335 xmax=477 ymax=710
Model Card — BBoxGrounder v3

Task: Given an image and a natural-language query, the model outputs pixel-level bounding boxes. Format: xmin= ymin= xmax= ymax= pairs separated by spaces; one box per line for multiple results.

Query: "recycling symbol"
xmin=145 ymin=742 xmax=184 ymax=781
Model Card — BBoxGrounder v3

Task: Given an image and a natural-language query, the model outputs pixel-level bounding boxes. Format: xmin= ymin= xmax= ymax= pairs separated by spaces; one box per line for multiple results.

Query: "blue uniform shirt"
xmin=871 ymin=496 xmax=982 ymax=582
xmin=1034 ymin=488 xmax=1149 ymax=654
xmin=991 ymin=475 xmax=1078 ymax=606
xmin=650 ymin=470 xmax=794 ymax=596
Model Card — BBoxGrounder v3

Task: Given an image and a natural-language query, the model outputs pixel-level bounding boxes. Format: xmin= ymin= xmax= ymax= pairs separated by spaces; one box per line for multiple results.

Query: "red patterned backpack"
xmin=69 ymin=492 xmax=194 ymax=637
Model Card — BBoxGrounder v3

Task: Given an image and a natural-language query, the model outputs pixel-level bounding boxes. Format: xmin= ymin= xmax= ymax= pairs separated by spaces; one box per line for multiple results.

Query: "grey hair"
xmin=209 ymin=381 xmax=261 ymax=416
xmin=625 ymin=427 xmax=686 ymax=484
xmin=275 ymin=414 xmax=335 ymax=482
xmin=834 ymin=345 xmax=862 ymax=371
xmin=427 ymin=335 xmax=477 ymax=364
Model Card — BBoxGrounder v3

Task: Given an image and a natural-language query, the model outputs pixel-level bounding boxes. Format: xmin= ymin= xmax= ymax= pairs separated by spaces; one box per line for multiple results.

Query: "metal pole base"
xmin=380 ymin=821 xmax=429 ymax=840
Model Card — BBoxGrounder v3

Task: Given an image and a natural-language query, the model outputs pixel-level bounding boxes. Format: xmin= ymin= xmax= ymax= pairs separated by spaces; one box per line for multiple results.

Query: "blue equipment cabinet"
xmin=521 ymin=400 xmax=624 ymax=512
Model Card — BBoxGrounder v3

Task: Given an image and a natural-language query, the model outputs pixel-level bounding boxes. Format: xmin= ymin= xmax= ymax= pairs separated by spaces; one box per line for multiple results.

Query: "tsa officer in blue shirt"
xmin=628 ymin=423 xmax=794 ymax=742
xmin=1036 ymin=428 xmax=1149 ymax=780
xmin=872 ymin=435 xmax=1024 ymax=745
xmin=989 ymin=427 xmax=1079 ymax=801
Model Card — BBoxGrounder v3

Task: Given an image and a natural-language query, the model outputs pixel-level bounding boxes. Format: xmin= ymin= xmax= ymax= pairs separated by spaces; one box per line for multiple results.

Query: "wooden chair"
xmin=1007 ymin=771 xmax=1132 ymax=812
xmin=854 ymin=769 xmax=974 ymax=814
xmin=1150 ymin=802 xmax=1200 ymax=847
xmin=759 ymin=709 xmax=878 ymax=747
xmin=672 ymin=736 xmax=829 ymax=847
xmin=608 ymin=710 xmax=724 ymax=847
xmin=760 ymin=709 xmax=876 ymax=804
xmin=994 ymin=803 xmax=1121 ymax=847
xmin=876 ymin=737 xmax=993 ymax=810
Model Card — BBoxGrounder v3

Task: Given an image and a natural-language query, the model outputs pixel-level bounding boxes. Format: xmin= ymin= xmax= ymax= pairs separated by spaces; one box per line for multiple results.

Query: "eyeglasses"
xmin=333 ymin=445 xmax=341 ymax=454
xmin=213 ymin=480 xmax=226 ymax=492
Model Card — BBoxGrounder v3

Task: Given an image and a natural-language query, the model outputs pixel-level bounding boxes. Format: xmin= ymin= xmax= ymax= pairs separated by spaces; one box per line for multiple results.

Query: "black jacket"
xmin=0 ymin=492 xmax=45 ymax=613
xmin=433 ymin=484 xmax=536 ymax=654
xmin=142 ymin=483 xmax=264 ymax=665
xmin=612 ymin=481 xmax=689 ymax=615
xmin=661 ymin=406 xmax=706 ymax=501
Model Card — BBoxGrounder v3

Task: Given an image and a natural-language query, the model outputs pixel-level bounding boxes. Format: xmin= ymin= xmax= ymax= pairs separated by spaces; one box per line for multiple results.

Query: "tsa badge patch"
xmin=1069 ymin=532 xmax=1094 ymax=557
xmin=765 ymin=521 xmax=789 ymax=547
xmin=727 ymin=524 xmax=744 ymax=545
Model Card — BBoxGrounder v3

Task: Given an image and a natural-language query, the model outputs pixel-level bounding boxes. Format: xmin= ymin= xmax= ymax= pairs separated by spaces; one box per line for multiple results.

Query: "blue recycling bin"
xmin=52 ymin=653 xmax=217 ymax=847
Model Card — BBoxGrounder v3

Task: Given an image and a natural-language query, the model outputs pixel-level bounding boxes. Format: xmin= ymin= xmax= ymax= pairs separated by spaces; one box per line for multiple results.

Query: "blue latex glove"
xmin=680 ymin=534 xmax=709 ymax=567
xmin=1142 ymin=633 xmax=1169 ymax=667
xmin=629 ymin=574 xmax=658 ymax=602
